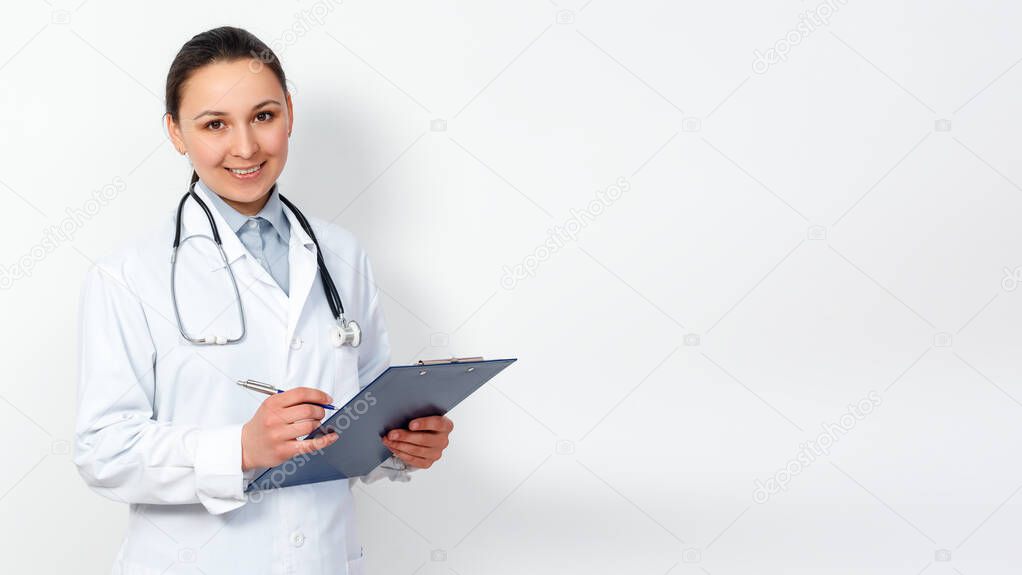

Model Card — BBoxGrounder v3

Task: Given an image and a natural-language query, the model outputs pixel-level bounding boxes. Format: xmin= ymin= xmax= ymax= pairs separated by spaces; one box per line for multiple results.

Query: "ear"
xmin=285 ymin=91 xmax=294 ymax=137
xmin=165 ymin=113 xmax=187 ymax=155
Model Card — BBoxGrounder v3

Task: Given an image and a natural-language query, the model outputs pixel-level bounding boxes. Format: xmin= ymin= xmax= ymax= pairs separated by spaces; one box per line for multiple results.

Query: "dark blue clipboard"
xmin=246 ymin=357 xmax=516 ymax=492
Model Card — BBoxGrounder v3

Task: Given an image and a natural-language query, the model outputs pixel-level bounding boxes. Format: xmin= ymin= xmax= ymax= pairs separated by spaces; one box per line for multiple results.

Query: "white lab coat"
xmin=73 ymin=183 xmax=408 ymax=575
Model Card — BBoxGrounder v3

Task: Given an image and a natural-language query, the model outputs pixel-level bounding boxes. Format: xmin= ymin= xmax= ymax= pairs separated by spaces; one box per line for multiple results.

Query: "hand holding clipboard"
xmin=247 ymin=356 xmax=517 ymax=492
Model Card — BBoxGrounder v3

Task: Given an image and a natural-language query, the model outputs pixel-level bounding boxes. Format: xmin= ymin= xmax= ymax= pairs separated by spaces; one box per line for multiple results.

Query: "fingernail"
xmin=389 ymin=431 xmax=399 ymax=440
xmin=410 ymin=422 xmax=419 ymax=430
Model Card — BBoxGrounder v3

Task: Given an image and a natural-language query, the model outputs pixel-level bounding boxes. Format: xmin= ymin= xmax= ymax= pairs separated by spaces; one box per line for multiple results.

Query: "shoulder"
xmin=305 ymin=216 xmax=371 ymax=266
xmin=303 ymin=217 xmax=385 ymax=300
xmin=81 ymin=210 xmax=175 ymax=298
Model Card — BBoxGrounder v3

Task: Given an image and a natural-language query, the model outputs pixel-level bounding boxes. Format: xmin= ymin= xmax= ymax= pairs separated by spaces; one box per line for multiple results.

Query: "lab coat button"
xmin=290 ymin=337 xmax=303 ymax=350
xmin=290 ymin=531 xmax=305 ymax=547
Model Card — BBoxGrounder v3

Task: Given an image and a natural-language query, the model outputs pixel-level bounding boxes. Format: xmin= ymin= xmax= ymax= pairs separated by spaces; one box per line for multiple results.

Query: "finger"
xmin=264 ymin=408 xmax=295 ymax=430
xmin=292 ymin=431 xmax=338 ymax=455
xmin=408 ymin=416 xmax=453 ymax=433
xmin=385 ymin=430 xmax=447 ymax=448
xmin=388 ymin=447 xmax=436 ymax=469
xmin=281 ymin=403 xmax=326 ymax=423
xmin=278 ymin=419 xmax=320 ymax=440
xmin=274 ymin=387 xmax=333 ymax=409
xmin=383 ymin=439 xmax=442 ymax=458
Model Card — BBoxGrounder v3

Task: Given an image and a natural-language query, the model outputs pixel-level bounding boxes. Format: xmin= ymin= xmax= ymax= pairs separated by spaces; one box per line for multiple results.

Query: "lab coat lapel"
xmin=282 ymin=201 xmax=320 ymax=344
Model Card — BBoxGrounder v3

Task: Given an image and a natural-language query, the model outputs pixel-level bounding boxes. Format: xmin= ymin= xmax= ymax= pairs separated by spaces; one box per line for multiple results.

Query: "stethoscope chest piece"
xmin=331 ymin=318 xmax=362 ymax=348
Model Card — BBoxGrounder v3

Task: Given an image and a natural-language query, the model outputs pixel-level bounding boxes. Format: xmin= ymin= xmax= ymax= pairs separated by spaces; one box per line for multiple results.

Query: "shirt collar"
xmin=197 ymin=179 xmax=291 ymax=243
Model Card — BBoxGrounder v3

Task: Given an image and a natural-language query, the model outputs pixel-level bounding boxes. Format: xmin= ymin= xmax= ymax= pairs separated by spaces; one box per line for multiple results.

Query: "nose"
xmin=230 ymin=124 xmax=259 ymax=159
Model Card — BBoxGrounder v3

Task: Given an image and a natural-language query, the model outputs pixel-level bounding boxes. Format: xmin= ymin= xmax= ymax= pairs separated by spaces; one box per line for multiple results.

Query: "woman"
xmin=73 ymin=26 xmax=453 ymax=574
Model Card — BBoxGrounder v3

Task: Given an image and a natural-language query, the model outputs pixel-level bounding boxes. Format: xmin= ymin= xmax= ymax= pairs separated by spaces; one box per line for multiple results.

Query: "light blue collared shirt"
xmin=199 ymin=180 xmax=291 ymax=295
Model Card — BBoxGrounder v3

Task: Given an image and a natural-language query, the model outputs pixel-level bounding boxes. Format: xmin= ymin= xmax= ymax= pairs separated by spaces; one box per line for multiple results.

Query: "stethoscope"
xmin=170 ymin=178 xmax=361 ymax=348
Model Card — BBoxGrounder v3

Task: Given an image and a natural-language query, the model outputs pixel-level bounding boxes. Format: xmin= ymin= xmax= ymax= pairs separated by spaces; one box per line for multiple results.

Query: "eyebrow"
xmin=192 ymin=99 xmax=282 ymax=120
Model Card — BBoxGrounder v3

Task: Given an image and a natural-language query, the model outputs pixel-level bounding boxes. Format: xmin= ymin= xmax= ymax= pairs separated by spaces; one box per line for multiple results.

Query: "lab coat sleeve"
xmin=360 ymin=455 xmax=412 ymax=484
xmin=355 ymin=255 xmax=417 ymax=484
xmin=73 ymin=263 xmax=247 ymax=515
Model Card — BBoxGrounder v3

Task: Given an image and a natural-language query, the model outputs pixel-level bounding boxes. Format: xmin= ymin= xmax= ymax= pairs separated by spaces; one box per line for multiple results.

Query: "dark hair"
xmin=165 ymin=26 xmax=288 ymax=185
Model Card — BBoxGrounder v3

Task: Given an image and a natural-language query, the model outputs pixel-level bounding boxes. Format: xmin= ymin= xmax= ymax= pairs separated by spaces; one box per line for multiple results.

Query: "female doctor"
xmin=73 ymin=26 xmax=453 ymax=574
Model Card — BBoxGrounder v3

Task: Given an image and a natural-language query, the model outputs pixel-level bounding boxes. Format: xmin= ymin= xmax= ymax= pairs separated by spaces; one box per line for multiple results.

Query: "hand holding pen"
xmin=236 ymin=381 xmax=339 ymax=472
xmin=237 ymin=379 xmax=336 ymax=409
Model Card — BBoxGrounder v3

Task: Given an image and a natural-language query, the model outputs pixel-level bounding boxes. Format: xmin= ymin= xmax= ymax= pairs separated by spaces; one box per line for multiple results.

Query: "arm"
xmin=72 ymin=264 xmax=247 ymax=515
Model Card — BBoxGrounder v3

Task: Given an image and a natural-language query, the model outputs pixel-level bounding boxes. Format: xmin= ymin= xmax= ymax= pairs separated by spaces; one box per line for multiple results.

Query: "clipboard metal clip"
xmin=416 ymin=356 xmax=484 ymax=366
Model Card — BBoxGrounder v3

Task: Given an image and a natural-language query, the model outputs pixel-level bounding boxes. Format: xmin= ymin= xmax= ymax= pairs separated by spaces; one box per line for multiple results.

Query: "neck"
xmin=221 ymin=193 xmax=270 ymax=216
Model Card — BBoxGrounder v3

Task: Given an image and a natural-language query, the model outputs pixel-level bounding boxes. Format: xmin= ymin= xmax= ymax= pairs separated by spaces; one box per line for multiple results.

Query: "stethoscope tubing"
xmin=170 ymin=180 xmax=358 ymax=347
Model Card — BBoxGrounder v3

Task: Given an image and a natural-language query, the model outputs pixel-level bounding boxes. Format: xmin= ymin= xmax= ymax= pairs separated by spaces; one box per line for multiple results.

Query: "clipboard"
xmin=246 ymin=356 xmax=517 ymax=492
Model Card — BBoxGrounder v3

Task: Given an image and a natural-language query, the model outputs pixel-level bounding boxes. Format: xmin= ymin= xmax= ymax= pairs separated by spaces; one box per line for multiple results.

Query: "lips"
xmin=225 ymin=161 xmax=265 ymax=179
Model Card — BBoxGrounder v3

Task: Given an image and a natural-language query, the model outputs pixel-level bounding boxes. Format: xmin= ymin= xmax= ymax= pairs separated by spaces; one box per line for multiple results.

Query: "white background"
xmin=2 ymin=0 xmax=1022 ymax=573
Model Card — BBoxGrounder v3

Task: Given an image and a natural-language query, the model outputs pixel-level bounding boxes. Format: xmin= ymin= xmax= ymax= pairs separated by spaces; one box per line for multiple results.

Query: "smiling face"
xmin=166 ymin=59 xmax=293 ymax=215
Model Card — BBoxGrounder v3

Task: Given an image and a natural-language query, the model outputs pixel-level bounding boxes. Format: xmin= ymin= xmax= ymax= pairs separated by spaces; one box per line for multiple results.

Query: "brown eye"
xmin=207 ymin=119 xmax=224 ymax=130
xmin=255 ymin=111 xmax=274 ymax=122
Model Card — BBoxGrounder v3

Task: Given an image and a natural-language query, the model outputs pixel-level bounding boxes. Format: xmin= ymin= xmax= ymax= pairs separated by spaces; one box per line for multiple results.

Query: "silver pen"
xmin=236 ymin=379 xmax=337 ymax=410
